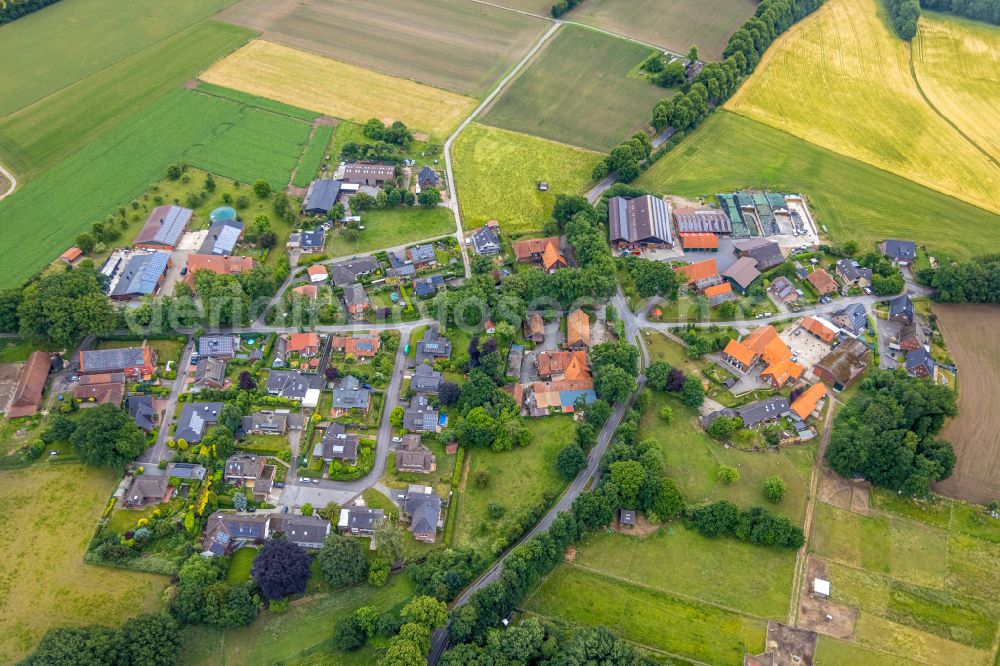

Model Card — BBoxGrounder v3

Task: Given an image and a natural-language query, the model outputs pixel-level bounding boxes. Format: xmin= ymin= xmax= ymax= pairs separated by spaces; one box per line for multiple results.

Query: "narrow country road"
xmin=138 ymin=339 xmax=194 ymax=465
xmin=0 ymin=160 xmax=16 ymax=201
xmin=586 ymin=127 xmax=676 ymax=204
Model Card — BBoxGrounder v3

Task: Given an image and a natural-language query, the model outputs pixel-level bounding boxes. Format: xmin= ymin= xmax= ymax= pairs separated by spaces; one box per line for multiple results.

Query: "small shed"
xmin=537 ymin=181 xmax=549 ymax=191
xmin=812 ymin=578 xmax=830 ymax=597
xmin=618 ymin=509 xmax=636 ymax=527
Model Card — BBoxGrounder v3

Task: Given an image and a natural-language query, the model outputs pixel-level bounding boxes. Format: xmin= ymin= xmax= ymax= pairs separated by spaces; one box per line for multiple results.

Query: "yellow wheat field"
xmin=726 ymin=0 xmax=1000 ymax=216
xmin=913 ymin=14 xmax=1000 ymax=163
xmin=200 ymin=40 xmax=477 ymax=138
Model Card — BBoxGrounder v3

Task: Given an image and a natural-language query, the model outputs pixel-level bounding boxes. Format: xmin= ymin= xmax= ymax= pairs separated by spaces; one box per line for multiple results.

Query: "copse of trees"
xmin=592 ymin=132 xmax=652 ymax=182
xmin=362 ymin=118 xmax=413 ymax=147
xmin=885 ymin=0 xmax=921 ymax=39
xmin=859 ymin=251 xmax=905 ymax=295
xmin=620 ymin=255 xmax=680 ymax=299
xmin=550 ymin=0 xmax=584 ymax=17
xmin=919 ymin=0 xmax=999 ymax=23
xmin=0 ymin=0 xmax=62 ymax=25
xmin=71 ymin=403 xmax=147 ymax=469
xmin=825 ymin=370 xmax=957 ymax=496
xmin=684 ymin=500 xmax=805 ymax=548
xmin=918 ymin=254 xmax=1000 ymax=303
xmin=23 ymin=613 xmax=181 ymax=666
xmin=13 ymin=263 xmax=116 ymax=346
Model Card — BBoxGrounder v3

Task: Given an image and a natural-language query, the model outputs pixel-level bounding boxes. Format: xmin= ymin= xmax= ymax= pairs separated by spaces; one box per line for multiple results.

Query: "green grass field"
xmin=814 ymin=636 xmax=927 ymax=666
xmin=636 ymin=111 xmax=1000 ymax=259
xmin=525 ymin=565 xmax=766 ymax=664
xmin=453 ymin=416 xmax=574 ymax=552
xmin=0 ymin=339 xmax=63 ymax=364
xmin=0 ymin=20 xmax=253 ymax=181
xmin=0 ymin=465 xmax=167 ymax=661
xmin=292 ymin=124 xmax=335 ymax=188
xmin=453 ymin=123 xmax=599 ymax=237
xmin=0 ymin=89 xmax=315 ymax=285
xmin=566 ymin=0 xmax=757 ymax=60
xmin=217 ymin=0 xmax=547 ymax=97
xmin=225 ymin=547 xmax=258 ymax=584
xmin=327 ymin=207 xmax=456 ymax=259
xmin=482 ymin=25 xmax=666 ymax=151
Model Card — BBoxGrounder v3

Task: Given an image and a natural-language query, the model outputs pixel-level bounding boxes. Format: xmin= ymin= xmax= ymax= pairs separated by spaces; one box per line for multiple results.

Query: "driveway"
xmin=539 ymin=317 xmax=561 ymax=351
xmin=877 ymin=317 xmax=903 ymax=370
xmin=137 ymin=339 xmax=194 ymax=465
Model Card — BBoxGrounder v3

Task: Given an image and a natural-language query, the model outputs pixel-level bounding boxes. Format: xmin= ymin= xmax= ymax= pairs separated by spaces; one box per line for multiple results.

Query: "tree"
xmin=575 ymin=421 xmax=597 ymax=449
xmin=707 ymin=416 xmax=742 ymax=440
xmin=659 ymin=405 xmax=673 ymax=423
xmin=116 ymin=613 xmax=182 ymax=666
xmin=316 ymin=535 xmax=369 ymax=587
xmin=474 ymin=469 xmax=490 ymax=487
xmin=233 ymin=492 xmax=247 ymax=512
xmin=301 ymin=502 xmax=314 ymax=516
xmin=610 ymin=460 xmax=646 ymax=507
xmin=556 ymin=443 xmax=588 ymax=480
xmin=166 ymin=163 xmax=182 ymax=180
xmin=23 ymin=625 xmax=117 ymax=665
xmin=688 ymin=45 xmax=699 ymax=62
xmin=204 ymin=172 xmax=216 ymax=192
xmin=454 ymin=407 xmax=496 ymax=449
xmin=401 ymin=595 xmax=448 ymax=629
xmin=594 ymin=365 xmax=634 ymax=403
xmin=219 ymin=401 xmax=245 ymax=433
xmin=665 ymin=367 xmax=686 ymax=392
xmin=590 ymin=341 xmax=639 ymax=377
xmin=251 ymin=539 xmax=312 ymax=600
xmin=252 ymin=178 xmax=271 ymax=198
xmin=717 ymin=464 xmax=740 ymax=484
xmin=645 ymin=360 xmax=672 ymax=391
xmin=418 ymin=188 xmax=441 ymax=207
xmin=552 ymin=194 xmax=592 ymax=228
xmin=656 ymin=60 xmax=686 ymax=86
xmin=71 ymin=404 xmax=146 ymax=468
xmin=438 ymin=381 xmax=460 ymax=406
xmin=75 ymin=232 xmax=97 ymax=253
xmin=390 ymin=406 xmax=404 ymax=427
xmin=368 ymin=558 xmax=390 ymax=586
xmin=238 ymin=370 xmax=257 ymax=391
xmin=18 ymin=264 xmax=115 ymax=346
xmin=333 ymin=614 xmax=366 ymax=651
xmin=762 ymin=475 xmax=787 ymax=503
xmin=373 ymin=519 xmax=404 ymax=562
xmin=652 ymin=478 xmax=685 ymax=519
xmin=680 ymin=375 xmax=705 ymax=407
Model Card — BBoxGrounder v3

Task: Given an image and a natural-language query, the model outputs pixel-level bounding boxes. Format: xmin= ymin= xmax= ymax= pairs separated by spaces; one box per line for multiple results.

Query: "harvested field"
xmin=818 ymin=468 xmax=871 ymax=515
xmin=566 ymin=0 xmax=757 ymax=60
xmin=935 ymin=304 xmax=1000 ymax=503
xmin=216 ymin=0 xmax=548 ymax=97
xmin=914 ymin=13 xmax=1000 ymax=163
xmin=200 ymin=40 xmax=476 ymax=138
xmin=726 ymin=0 xmax=1000 ymax=216
xmin=635 ymin=111 xmax=1000 ymax=260
xmin=481 ymin=25 xmax=666 ymax=151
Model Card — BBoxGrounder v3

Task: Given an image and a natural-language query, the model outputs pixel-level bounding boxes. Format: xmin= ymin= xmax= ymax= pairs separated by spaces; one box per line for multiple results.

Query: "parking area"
xmin=781 ymin=325 xmax=833 ymax=373
xmin=876 ymin=317 xmax=903 ymax=370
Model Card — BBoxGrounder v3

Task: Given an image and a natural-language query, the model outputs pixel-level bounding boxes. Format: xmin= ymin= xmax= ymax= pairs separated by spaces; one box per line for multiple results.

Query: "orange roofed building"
xmin=513 ymin=237 xmax=567 ymax=273
xmin=186 ymin=254 xmax=255 ymax=287
xmin=292 ymin=284 xmax=319 ymax=300
xmin=679 ymin=233 xmax=719 ymax=252
xmin=673 ymin=258 xmax=719 ymax=284
xmin=806 ymin=268 xmax=839 ymax=295
xmin=760 ymin=359 xmax=803 ymax=388
xmin=565 ymin=308 xmax=591 ymax=350
xmin=330 ymin=332 xmax=380 ymax=358
xmin=60 ymin=247 xmax=83 ymax=264
xmin=8 ymin=351 xmax=51 ymax=418
xmin=287 ymin=332 xmax=321 ymax=357
xmin=790 ymin=383 xmax=828 ymax=420
xmin=799 ymin=316 xmax=839 ymax=345
xmin=722 ymin=325 xmax=801 ymax=386
xmin=537 ymin=351 xmax=590 ymax=381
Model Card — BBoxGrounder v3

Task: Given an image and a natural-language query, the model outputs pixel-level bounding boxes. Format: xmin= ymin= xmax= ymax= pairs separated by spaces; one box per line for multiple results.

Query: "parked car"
xmin=392 ymin=437 xmax=402 ymax=443
xmin=311 ymin=479 xmax=321 ymax=485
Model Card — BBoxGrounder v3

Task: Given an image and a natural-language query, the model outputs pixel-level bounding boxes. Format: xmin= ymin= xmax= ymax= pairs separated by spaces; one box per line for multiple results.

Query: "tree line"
xmin=918 ymin=254 xmax=1000 ymax=303
xmin=0 ymin=0 xmax=60 ymax=25
xmin=920 ymin=0 xmax=1000 ymax=24
xmin=550 ymin=0 xmax=584 ymax=18
xmin=885 ymin=0 xmax=921 ymax=39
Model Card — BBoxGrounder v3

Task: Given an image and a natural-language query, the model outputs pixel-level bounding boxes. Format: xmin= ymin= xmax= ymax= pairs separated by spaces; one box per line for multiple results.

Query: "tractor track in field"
xmin=0 ymin=161 xmax=16 ymax=201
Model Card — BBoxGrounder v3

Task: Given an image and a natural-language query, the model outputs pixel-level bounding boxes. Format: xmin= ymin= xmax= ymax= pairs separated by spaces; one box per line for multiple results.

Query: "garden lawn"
xmin=0 ymin=339 xmax=63 ymax=364
xmin=525 ymin=565 xmax=766 ymax=664
xmin=452 ymin=123 xmax=599 ymax=237
xmin=225 ymin=547 xmax=258 ymax=584
xmin=327 ymin=208 xmax=455 ymax=259
xmin=182 ymin=573 xmax=414 ymax=665
xmin=635 ymin=111 xmax=1000 ymax=260
xmin=0 ymin=88 xmax=314 ymax=285
xmin=572 ymin=527 xmax=795 ymax=618
xmin=453 ymin=416 xmax=574 ymax=551
xmin=0 ymin=465 xmax=167 ymax=662
xmin=482 ymin=25 xmax=665 ymax=151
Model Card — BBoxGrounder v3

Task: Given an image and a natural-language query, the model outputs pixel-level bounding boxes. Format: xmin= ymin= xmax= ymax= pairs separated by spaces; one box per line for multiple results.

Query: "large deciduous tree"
xmin=251 ymin=539 xmax=312 ymax=600
xmin=70 ymin=404 xmax=147 ymax=468
xmin=316 ymin=534 xmax=369 ymax=588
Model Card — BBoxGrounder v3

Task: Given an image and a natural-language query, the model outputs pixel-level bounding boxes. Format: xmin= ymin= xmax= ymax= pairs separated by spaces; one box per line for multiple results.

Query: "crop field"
xmin=217 ymin=0 xmax=547 ymax=97
xmin=0 ymin=465 xmax=167 ymax=661
xmin=292 ymin=124 xmax=335 ymax=188
xmin=636 ymin=111 xmax=1000 ymax=259
xmin=200 ymin=40 xmax=477 ymax=138
xmin=914 ymin=14 xmax=1000 ymax=172
xmin=525 ymin=566 xmax=766 ymax=664
xmin=0 ymin=89 xmax=315 ymax=285
xmin=486 ymin=0 xmax=553 ymax=12
xmin=566 ymin=0 xmax=758 ymax=60
xmin=0 ymin=0 xmax=238 ymax=119
xmin=327 ymin=207 xmax=455 ymax=259
xmin=572 ymin=527 xmax=795 ymax=618
xmin=814 ymin=637 xmax=916 ymax=666
xmin=482 ymin=25 xmax=666 ymax=151
xmin=726 ymin=0 xmax=1000 ymax=217
xmin=934 ymin=305 xmax=1000 ymax=503
xmin=0 ymin=20 xmax=253 ymax=181
xmin=452 ymin=123 xmax=599 ymax=236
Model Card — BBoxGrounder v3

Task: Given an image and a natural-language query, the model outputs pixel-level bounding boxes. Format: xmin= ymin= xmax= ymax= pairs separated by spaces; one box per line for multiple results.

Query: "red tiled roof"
xmin=791 ymin=383 xmax=828 ymax=419
xmin=673 ymin=258 xmax=718 ymax=283
xmin=8 ymin=351 xmax=50 ymax=418
xmin=679 ymin=233 xmax=719 ymax=250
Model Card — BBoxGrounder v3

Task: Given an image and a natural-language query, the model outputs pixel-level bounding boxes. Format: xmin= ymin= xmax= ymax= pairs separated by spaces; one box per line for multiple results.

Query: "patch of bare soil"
xmin=0 ymin=363 xmax=24 ymax=413
xmin=765 ymin=621 xmax=817 ymax=666
xmin=797 ymin=556 xmax=858 ymax=639
xmin=564 ymin=546 xmax=577 ymax=562
xmin=818 ymin=468 xmax=870 ymax=515
xmin=315 ymin=115 xmax=336 ymax=127
xmin=613 ymin=513 xmax=660 ymax=536
xmin=286 ymin=185 xmax=307 ymax=198
xmin=184 ymin=79 xmax=199 ymax=90
xmin=412 ymin=131 xmax=430 ymax=142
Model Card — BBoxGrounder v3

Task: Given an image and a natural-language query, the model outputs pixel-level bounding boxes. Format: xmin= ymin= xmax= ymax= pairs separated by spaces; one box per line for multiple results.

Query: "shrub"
xmin=762 ymin=476 xmax=787 ymax=503
xmin=717 ymin=465 xmax=740 ymax=484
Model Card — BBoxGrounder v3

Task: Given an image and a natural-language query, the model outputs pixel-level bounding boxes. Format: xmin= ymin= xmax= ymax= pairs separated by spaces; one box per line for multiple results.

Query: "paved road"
xmin=137 ymin=339 xmax=194 ymax=465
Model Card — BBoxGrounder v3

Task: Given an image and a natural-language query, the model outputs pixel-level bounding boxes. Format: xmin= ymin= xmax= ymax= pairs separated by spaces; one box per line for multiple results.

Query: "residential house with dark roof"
xmin=109 ymin=251 xmax=170 ymax=299
xmin=272 ymin=515 xmax=332 ymax=549
xmin=412 ymin=363 xmax=443 ymax=393
xmin=134 ymin=205 xmax=190 ymax=250
xmin=672 ymin=206 xmax=732 ymax=235
xmin=242 ymin=411 xmax=288 ymax=435
xmin=403 ymin=394 xmax=439 ymax=432
xmin=831 ymin=303 xmax=868 ymax=334
xmin=302 ymin=179 xmax=343 ymax=215
xmin=414 ymin=274 xmax=445 ymax=298
xmin=224 ymin=454 xmax=275 ymax=500
xmin=199 ymin=335 xmax=238 ymax=359
xmin=193 ymin=357 xmax=227 ymax=390
xmin=343 ymin=283 xmax=369 ymax=319
xmin=905 ymin=347 xmax=935 ymax=378
xmin=472 ymin=226 xmax=501 ymax=256
xmin=168 ymin=462 xmax=206 ymax=480
xmin=407 ymin=244 xmax=437 ymax=269
xmin=805 ymin=268 xmax=838 ymax=295
xmin=315 ymin=423 xmax=360 ymax=463
xmin=287 ymin=229 xmax=326 ymax=252
xmin=331 ymin=376 xmax=371 ymax=417
xmin=813 ymin=338 xmax=870 ymax=390
xmin=565 ymin=308 xmax=591 ymax=350
xmin=338 ymin=507 xmax=384 ymax=537
xmin=835 ymin=259 xmax=873 ymax=287
xmin=125 ymin=476 xmax=172 ymax=508
xmin=609 ymin=195 xmax=673 ymax=248
xmin=79 ymin=347 xmax=156 ymax=380
xmin=879 ymin=239 xmax=916 ymax=265
xmin=403 ymin=485 xmax=442 ymax=543
xmin=722 ymin=256 xmax=761 ymax=294
xmin=73 ymin=373 xmax=125 ymax=407
xmin=128 ymin=395 xmax=157 ymax=431
xmin=524 ymin=314 xmax=545 ymax=343
xmin=733 ymin=238 xmax=784 ymax=271
xmin=768 ymin=276 xmax=798 ymax=304
xmin=417 ymin=166 xmax=440 ymax=189
xmin=266 ymin=370 xmax=323 ymax=401
xmin=328 ymin=256 xmax=380 ymax=288
xmin=7 ymin=351 xmax=51 ymax=418
xmin=895 ymin=321 xmax=926 ymax=352
xmin=176 ymin=402 xmax=223 ymax=443
xmin=396 ymin=435 xmax=436 ymax=473
xmin=202 ymin=512 xmax=271 ymax=555
xmin=888 ymin=294 xmax=914 ymax=324
xmin=415 ymin=325 xmax=452 ymax=364
xmin=198 ymin=219 xmax=244 ymax=256
xmin=735 ymin=396 xmax=790 ymax=428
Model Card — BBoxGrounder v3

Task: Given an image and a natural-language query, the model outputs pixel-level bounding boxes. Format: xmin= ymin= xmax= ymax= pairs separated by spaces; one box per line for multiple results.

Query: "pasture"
xmin=216 ymin=0 xmax=548 ymax=97
xmin=934 ymin=305 xmax=1000 ymax=503
xmin=726 ymin=0 xmax=1000 ymax=216
xmin=292 ymin=123 xmax=335 ymax=188
xmin=566 ymin=0 xmax=758 ymax=60
xmin=0 ymin=89 xmax=315 ymax=285
xmin=452 ymin=416 xmax=573 ymax=552
xmin=525 ymin=565 xmax=766 ymax=664
xmin=635 ymin=111 xmax=1000 ymax=259
xmin=0 ymin=465 xmax=167 ymax=661
xmin=0 ymin=20 xmax=253 ymax=181
xmin=452 ymin=123 xmax=599 ymax=236
xmin=914 ymin=14 xmax=1000 ymax=173
xmin=327 ymin=207 xmax=455 ymax=259
xmin=481 ymin=25 xmax=666 ymax=151
xmin=200 ymin=40 xmax=476 ymax=138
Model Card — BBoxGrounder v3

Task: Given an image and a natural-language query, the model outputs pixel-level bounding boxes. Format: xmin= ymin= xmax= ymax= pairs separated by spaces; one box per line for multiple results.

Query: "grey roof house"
xmin=472 ymin=226 xmax=501 ymax=256
xmin=175 ymin=402 xmax=223 ymax=443
xmin=266 ymin=370 xmax=323 ymax=400
xmin=167 ymin=462 xmax=206 ymax=480
xmin=403 ymin=485 xmax=442 ymax=543
xmin=135 ymin=205 xmax=191 ymax=248
xmin=287 ymin=229 xmax=326 ymax=251
xmin=272 ymin=514 xmax=332 ymax=549
xmin=396 ymin=435 xmax=435 ymax=473
xmin=418 ymin=166 xmax=440 ymax=189
xmin=198 ymin=220 xmax=244 ymax=256
xmin=415 ymin=325 xmax=452 ymax=364
xmin=835 ymin=259 xmax=873 ymax=286
xmin=413 ymin=274 xmax=444 ymax=297
xmin=736 ymin=396 xmax=790 ymax=428
xmin=609 ymin=195 xmax=673 ymax=246
xmin=109 ymin=251 xmax=170 ymax=299
xmin=193 ymin=357 xmax=227 ymax=389
xmin=888 ymin=294 xmax=914 ymax=324
xmin=734 ymin=238 xmax=784 ymax=271
xmin=880 ymin=239 xmax=916 ymax=264
xmin=314 ymin=423 xmax=360 ymax=463
xmin=127 ymin=395 xmax=157 ymax=431
xmin=403 ymin=394 xmax=439 ymax=432
xmin=202 ymin=512 xmax=271 ymax=555
xmin=331 ymin=376 xmax=371 ymax=415
xmin=199 ymin=335 xmax=238 ymax=358
xmin=338 ymin=506 xmax=385 ymax=537
xmin=411 ymin=363 xmax=442 ymax=393
xmin=831 ymin=303 xmax=868 ymax=333
xmin=408 ymin=243 xmax=437 ymax=266
xmin=721 ymin=256 xmax=761 ymax=293
xmin=242 ymin=411 xmax=288 ymax=435
xmin=302 ymin=179 xmax=343 ymax=215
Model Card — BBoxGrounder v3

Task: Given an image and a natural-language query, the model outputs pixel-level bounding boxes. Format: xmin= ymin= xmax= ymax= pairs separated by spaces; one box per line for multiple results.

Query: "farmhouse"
xmin=415 ymin=325 xmax=452 ymax=364
xmin=888 ymin=294 xmax=914 ymax=324
xmin=721 ymin=326 xmax=788 ymax=373
xmin=880 ymin=239 xmax=916 ymax=265
xmin=302 ymin=179 xmax=343 ymax=215
xmin=733 ymin=238 xmax=784 ymax=271
xmin=895 ymin=321 xmax=926 ymax=351
xmin=524 ymin=314 xmax=545 ymax=344
xmin=512 ymin=237 xmax=567 ymax=272
xmin=79 ymin=347 xmax=156 ymax=380
xmin=565 ymin=309 xmax=591 ymax=350
xmin=471 ymin=226 xmax=501 ymax=256
xmin=736 ymin=396 xmax=790 ymax=428
xmin=417 ymin=166 xmax=440 ymax=189
xmin=338 ymin=507 xmax=385 ymax=537
xmin=705 ymin=281 xmax=737 ymax=307
xmin=674 ymin=258 xmax=719 ymax=285
xmin=125 ymin=476 xmax=172 ymax=508
xmin=286 ymin=332 xmax=321 ymax=357
xmin=679 ymin=233 xmax=720 ymax=252
xmin=73 ymin=372 xmax=125 ymax=407
xmin=760 ymin=359 xmax=803 ymax=389
xmin=831 ymin=303 xmax=868 ymax=333
xmin=176 ymin=403 xmax=223 ymax=443
xmin=185 ymin=254 xmax=255 ymax=286
xmin=412 ymin=363 xmax=443 ymax=393
xmin=537 ymin=351 xmax=590 ymax=382
xmin=109 ymin=251 xmax=170 ymax=300
xmin=403 ymin=394 xmax=439 ymax=432
xmin=672 ymin=207 xmax=732 ymax=235
xmin=790 ymin=382 xmax=828 ymax=420
xmin=905 ymin=347 xmax=935 ymax=378
xmin=396 ymin=434 xmax=436 ymax=473
xmin=315 ymin=423 xmax=360 ymax=464
xmin=292 ymin=284 xmax=319 ymax=300
xmin=340 ymin=162 xmax=396 ymax=187
xmin=198 ymin=219 xmax=244 ymax=256
xmin=529 ymin=379 xmax=596 ymax=414
xmin=813 ymin=338 xmax=870 ymax=390
xmin=332 ymin=376 xmax=371 ymax=417
xmin=134 ymin=205 xmax=191 ymax=250
xmin=403 ymin=485 xmax=442 ymax=543
xmin=798 ymin=316 xmax=839 ymax=345
xmin=307 ymin=264 xmax=329 ymax=283
xmin=287 ymin=229 xmax=326 ymax=253
xmin=608 ymin=195 xmax=673 ymax=248
xmin=835 ymin=259 xmax=872 ymax=287
xmin=127 ymin=395 xmax=157 ymax=431
xmin=768 ymin=276 xmax=798 ymax=304
xmin=805 ymin=268 xmax=838 ymax=295
xmin=7 ymin=351 xmax=52 ymax=418
xmin=721 ymin=256 xmax=761 ymax=293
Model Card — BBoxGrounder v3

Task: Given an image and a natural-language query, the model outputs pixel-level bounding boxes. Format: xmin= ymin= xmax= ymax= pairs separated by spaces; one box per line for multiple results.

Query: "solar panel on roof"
xmin=213 ymin=225 xmax=241 ymax=255
xmin=154 ymin=206 xmax=191 ymax=244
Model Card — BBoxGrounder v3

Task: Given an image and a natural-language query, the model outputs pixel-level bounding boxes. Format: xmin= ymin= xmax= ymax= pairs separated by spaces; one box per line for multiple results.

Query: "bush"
xmin=333 ymin=614 xmax=367 ymax=651
xmin=717 ymin=465 xmax=740 ymax=484
xmin=762 ymin=476 xmax=787 ymax=503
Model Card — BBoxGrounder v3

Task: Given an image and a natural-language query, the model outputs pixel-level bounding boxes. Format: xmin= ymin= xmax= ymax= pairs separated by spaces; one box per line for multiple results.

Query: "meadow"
xmin=292 ymin=124 xmax=335 ymax=189
xmin=0 ymin=465 xmax=167 ymax=661
xmin=327 ymin=207 xmax=456 ymax=259
xmin=525 ymin=565 xmax=766 ymax=664
xmin=636 ymin=111 xmax=1000 ymax=259
xmin=0 ymin=89 xmax=315 ymax=285
xmin=452 ymin=416 xmax=573 ymax=552
xmin=452 ymin=123 xmax=599 ymax=236
xmin=0 ymin=20 xmax=253 ymax=181
xmin=913 ymin=13 xmax=1000 ymax=166
xmin=200 ymin=40 xmax=477 ymax=139
xmin=566 ymin=0 xmax=758 ymax=60
xmin=217 ymin=0 xmax=548 ymax=97
xmin=726 ymin=0 xmax=1000 ymax=216
xmin=482 ymin=25 xmax=666 ymax=151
